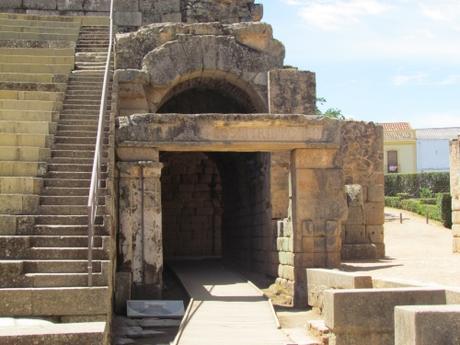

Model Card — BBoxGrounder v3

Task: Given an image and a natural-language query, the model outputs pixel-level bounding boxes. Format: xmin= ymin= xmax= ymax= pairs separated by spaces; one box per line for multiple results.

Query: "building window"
xmin=387 ymin=150 xmax=398 ymax=173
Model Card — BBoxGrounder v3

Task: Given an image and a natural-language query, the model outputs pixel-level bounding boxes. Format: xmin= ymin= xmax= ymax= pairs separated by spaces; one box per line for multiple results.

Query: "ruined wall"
xmin=0 ymin=0 xmax=262 ymax=27
xmin=115 ymin=22 xmax=285 ymax=116
xmin=161 ymin=152 xmax=222 ymax=258
xmin=339 ymin=122 xmax=385 ymax=259
xmin=451 ymin=137 xmax=460 ymax=253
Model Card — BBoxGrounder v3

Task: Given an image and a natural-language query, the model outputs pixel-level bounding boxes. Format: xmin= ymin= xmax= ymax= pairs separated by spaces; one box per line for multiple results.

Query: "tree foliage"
xmin=316 ymin=97 xmax=346 ymax=120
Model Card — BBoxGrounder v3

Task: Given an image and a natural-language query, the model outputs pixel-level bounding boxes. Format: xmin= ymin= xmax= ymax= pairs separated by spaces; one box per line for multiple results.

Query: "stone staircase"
xmin=0 ymin=12 xmax=112 ymax=326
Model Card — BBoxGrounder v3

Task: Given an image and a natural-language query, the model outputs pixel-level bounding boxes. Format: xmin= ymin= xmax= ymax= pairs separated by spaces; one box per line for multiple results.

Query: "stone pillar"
xmin=451 ymin=137 xmax=460 ymax=253
xmin=118 ymin=159 xmax=163 ymax=299
xmin=290 ymin=148 xmax=348 ymax=307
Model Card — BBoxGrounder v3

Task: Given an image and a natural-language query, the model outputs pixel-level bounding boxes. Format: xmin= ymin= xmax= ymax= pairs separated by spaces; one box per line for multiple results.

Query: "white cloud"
xmin=419 ymin=1 xmax=460 ymax=31
xmin=289 ymin=0 xmax=391 ymax=31
xmin=392 ymin=73 xmax=460 ymax=86
xmin=392 ymin=73 xmax=427 ymax=86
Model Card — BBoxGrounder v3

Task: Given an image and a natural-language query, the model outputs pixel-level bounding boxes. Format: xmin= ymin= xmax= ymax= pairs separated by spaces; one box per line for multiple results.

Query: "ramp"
xmin=169 ymin=260 xmax=289 ymax=345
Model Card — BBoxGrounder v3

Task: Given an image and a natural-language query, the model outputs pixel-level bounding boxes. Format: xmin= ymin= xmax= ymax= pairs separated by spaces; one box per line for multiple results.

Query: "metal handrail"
xmin=87 ymin=0 xmax=114 ymax=287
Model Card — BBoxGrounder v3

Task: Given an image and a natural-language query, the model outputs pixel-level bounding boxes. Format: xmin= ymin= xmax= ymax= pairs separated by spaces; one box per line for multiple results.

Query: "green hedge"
xmin=385 ymin=172 xmax=450 ymax=197
xmin=384 ymin=193 xmax=452 ymax=228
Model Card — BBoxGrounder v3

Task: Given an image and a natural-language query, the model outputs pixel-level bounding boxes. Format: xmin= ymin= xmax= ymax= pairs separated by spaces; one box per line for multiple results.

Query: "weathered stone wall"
xmin=0 ymin=0 xmax=262 ymax=27
xmin=115 ymin=22 xmax=285 ymax=115
xmin=451 ymin=137 xmax=460 ymax=253
xmin=339 ymin=121 xmax=385 ymax=259
xmin=161 ymin=152 xmax=222 ymax=258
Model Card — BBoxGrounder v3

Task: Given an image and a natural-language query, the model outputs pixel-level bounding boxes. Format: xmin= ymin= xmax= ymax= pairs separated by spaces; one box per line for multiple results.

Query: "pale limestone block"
xmin=395 ymin=305 xmax=460 ymax=345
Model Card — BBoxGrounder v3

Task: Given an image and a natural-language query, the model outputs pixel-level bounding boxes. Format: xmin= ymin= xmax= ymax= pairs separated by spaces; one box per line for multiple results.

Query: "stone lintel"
xmin=117 ymin=161 xmax=162 ymax=178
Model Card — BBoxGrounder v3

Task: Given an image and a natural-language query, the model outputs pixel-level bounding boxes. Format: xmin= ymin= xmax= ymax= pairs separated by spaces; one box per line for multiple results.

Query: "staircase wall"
xmin=0 ymin=0 xmax=263 ymax=28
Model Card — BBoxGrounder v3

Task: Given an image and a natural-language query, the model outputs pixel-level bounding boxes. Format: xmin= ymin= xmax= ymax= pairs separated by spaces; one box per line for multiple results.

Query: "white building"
xmin=416 ymin=127 xmax=460 ymax=172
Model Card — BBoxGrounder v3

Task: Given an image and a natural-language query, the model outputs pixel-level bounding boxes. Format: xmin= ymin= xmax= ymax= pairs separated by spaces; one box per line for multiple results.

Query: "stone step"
xmin=49 ymin=157 xmax=102 ymax=165
xmin=0 ymin=47 xmax=74 ymax=57
xmin=40 ymin=195 xmax=105 ymax=206
xmin=53 ymin=131 xmax=100 ymax=139
xmin=0 ymin=24 xmax=80 ymax=35
xmin=27 ymin=247 xmax=108 ymax=260
xmin=0 ymin=161 xmax=47 ymax=177
xmin=0 ymin=39 xmax=75 ymax=49
xmin=54 ymin=137 xmax=96 ymax=145
xmin=0 ymin=31 xmax=78 ymax=42
xmin=0 ymin=72 xmax=67 ymax=83
xmin=0 ymin=120 xmax=56 ymax=135
xmin=53 ymin=143 xmax=102 ymax=151
xmin=0 ymin=133 xmax=51 ymax=148
xmin=25 ymin=272 xmax=107 ymax=287
xmin=0 ymin=176 xmax=42 ymax=194
xmin=30 ymin=235 xmax=105 ymax=248
xmin=0 ymin=321 xmax=107 ymax=344
xmin=0 ymin=99 xmax=62 ymax=111
xmin=0 ymin=90 xmax=63 ymax=102
xmin=0 ymin=12 xmax=82 ymax=23
xmin=44 ymin=178 xmax=90 ymax=188
xmin=0 ymin=81 xmax=67 ymax=93
xmin=0 ymin=146 xmax=50 ymax=161
xmin=0 ymin=109 xmax=59 ymax=122
xmin=0 ymin=53 xmax=74 ymax=65
xmin=46 ymin=170 xmax=94 ymax=180
xmin=0 ymin=286 xmax=109 ymax=317
xmin=0 ymin=194 xmax=39 ymax=215
xmin=42 ymin=187 xmax=92 ymax=196
xmin=32 ymin=224 xmax=106 ymax=236
xmin=0 ymin=62 xmax=73 ymax=74
xmin=51 ymin=149 xmax=95 ymax=158
xmin=23 ymin=259 xmax=106 ymax=273
xmin=0 ymin=18 xmax=80 ymax=29
xmin=39 ymin=204 xmax=105 ymax=216
xmin=47 ymin=163 xmax=95 ymax=172
xmin=34 ymin=214 xmax=104 ymax=226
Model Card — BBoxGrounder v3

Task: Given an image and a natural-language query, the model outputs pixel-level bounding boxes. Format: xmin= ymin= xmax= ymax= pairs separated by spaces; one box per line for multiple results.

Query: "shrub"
xmin=385 ymin=172 xmax=450 ymax=197
xmin=384 ymin=195 xmax=452 ymax=228
xmin=419 ymin=187 xmax=433 ymax=198
xmin=385 ymin=196 xmax=401 ymax=208
xmin=436 ymin=193 xmax=452 ymax=228
xmin=396 ymin=193 xmax=411 ymax=200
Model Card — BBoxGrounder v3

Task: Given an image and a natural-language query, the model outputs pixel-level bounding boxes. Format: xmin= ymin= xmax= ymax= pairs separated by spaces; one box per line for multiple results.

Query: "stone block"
xmin=454 ymin=237 xmax=460 ymax=253
xmin=293 ymin=167 xmax=347 ymax=222
xmin=395 ymin=305 xmax=460 ymax=345
xmin=57 ymin=0 xmax=83 ymax=10
xmin=292 ymin=148 xmax=338 ymax=169
xmin=445 ymin=288 xmax=460 ymax=304
xmin=83 ymin=0 xmax=109 ymax=11
xmin=367 ymin=184 xmax=384 ymax=202
xmin=23 ymin=0 xmax=57 ymax=10
xmin=115 ymin=0 xmax=138 ymax=11
xmin=346 ymin=206 xmax=365 ymax=225
xmin=324 ymin=288 xmax=446 ymax=345
xmin=341 ymin=243 xmax=377 ymax=260
xmin=364 ymin=202 xmax=385 ymax=225
xmin=0 ymin=0 xmax=22 ymax=8
xmin=278 ymin=264 xmax=294 ymax=281
xmin=452 ymin=210 xmax=460 ymax=224
xmin=115 ymin=11 xmax=142 ymax=27
xmin=268 ymin=69 xmax=316 ymax=114
xmin=115 ymin=272 xmax=132 ymax=314
xmin=307 ymin=269 xmax=372 ymax=311
xmin=367 ymin=225 xmax=384 ymax=243
xmin=344 ymin=224 xmax=366 ymax=243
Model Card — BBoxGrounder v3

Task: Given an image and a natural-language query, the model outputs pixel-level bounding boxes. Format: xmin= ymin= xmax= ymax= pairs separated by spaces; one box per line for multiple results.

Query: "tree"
xmin=315 ymin=97 xmax=346 ymax=120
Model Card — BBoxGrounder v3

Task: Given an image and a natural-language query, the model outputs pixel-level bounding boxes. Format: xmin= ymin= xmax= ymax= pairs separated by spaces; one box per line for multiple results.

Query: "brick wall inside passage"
xmin=161 ymin=152 xmax=223 ymax=259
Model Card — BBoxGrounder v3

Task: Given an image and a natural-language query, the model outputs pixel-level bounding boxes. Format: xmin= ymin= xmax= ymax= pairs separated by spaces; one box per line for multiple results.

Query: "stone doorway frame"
xmin=115 ymin=113 xmax=348 ymax=306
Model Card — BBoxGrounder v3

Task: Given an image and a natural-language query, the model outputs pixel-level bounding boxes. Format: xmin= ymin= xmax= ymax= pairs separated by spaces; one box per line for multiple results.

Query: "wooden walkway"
xmin=169 ymin=260 xmax=289 ymax=345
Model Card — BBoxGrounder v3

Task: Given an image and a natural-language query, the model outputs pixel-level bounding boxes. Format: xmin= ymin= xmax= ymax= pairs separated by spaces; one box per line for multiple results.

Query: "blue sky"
xmin=260 ymin=0 xmax=460 ymax=128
